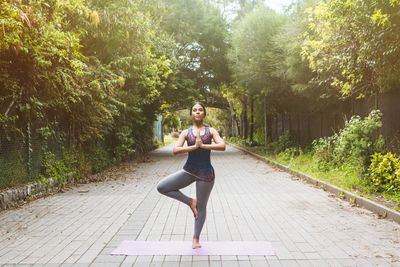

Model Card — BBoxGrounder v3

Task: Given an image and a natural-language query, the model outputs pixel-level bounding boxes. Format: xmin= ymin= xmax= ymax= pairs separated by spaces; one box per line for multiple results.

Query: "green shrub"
xmin=227 ymin=136 xmax=261 ymax=147
xmin=279 ymin=147 xmax=301 ymax=161
xmin=42 ymin=152 xmax=73 ymax=186
xmin=63 ymin=149 xmax=91 ymax=180
xmin=88 ymin=146 xmax=113 ymax=173
xmin=253 ymin=128 xmax=265 ymax=146
xmin=114 ymin=126 xmax=135 ymax=162
xmin=266 ymin=131 xmax=292 ymax=154
xmin=368 ymin=152 xmax=400 ymax=192
xmin=312 ymin=134 xmax=338 ymax=169
xmin=334 ymin=110 xmax=384 ymax=166
xmin=227 ymin=136 xmax=246 ymax=146
xmin=313 ymin=110 xmax=384 ymax=168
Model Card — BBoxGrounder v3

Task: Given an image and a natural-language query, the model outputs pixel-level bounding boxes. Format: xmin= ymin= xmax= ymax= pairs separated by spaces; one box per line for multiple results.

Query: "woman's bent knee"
xmin=157 ymin=182 xmax=166 ymax=194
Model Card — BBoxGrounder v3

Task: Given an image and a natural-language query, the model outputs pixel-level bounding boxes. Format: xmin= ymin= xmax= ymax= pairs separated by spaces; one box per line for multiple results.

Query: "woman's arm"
xmin=200 ymin=128 xmax=226 ymax=151
xmin=172 ymin=129 xmax=198 ymax=155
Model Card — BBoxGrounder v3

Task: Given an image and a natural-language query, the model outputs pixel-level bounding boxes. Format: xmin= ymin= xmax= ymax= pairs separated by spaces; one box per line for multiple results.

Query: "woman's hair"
xmin=190 ymin=102 xmax=207 ymax=116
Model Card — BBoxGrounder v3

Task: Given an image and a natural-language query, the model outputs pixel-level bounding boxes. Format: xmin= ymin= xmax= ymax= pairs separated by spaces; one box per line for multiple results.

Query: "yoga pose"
xmin=157 ymin=102 xmax=226 ymax=249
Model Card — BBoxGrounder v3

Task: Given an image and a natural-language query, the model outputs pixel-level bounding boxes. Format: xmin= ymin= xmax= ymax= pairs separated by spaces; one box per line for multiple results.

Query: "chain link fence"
xmin=0 ymin=127 xmax=63 ymax=190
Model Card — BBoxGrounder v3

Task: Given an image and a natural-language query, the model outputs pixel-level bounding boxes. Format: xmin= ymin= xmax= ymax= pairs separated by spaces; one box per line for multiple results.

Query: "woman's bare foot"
xmin=189 ymin=198 xmax=198 ymax=219
xmin=192 ymin=237 xmax=201 ymax=249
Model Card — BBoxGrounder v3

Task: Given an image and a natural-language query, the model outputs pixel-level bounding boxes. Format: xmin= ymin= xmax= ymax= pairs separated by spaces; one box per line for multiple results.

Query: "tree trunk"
xmin=241 ymin=95 xmax=248 ymax=139
xmin=297 ymin=113 xmax=301 ymax=145
xmin=264 ymin=96 xmax=268 ymax=146
xmin=249 ymin=95 xmax=254 ymax=144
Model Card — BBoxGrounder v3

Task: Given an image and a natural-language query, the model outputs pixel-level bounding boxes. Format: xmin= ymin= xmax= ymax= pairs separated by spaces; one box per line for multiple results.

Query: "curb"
xmin=229 ymin=143 xmax=400 ymax=224
xmin=0 ymin=177 xmax=74 ymax=211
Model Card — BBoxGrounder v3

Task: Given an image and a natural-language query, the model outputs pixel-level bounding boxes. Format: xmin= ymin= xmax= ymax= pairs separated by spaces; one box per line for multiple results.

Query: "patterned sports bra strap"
xmin=190 ymin=126 xmax=209 ymax=135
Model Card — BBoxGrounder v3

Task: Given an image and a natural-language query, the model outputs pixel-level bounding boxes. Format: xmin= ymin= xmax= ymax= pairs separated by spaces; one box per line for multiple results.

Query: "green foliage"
xmin=335 ymin=110 xmax=384 ymax=164
xmin=114 ymin=126 xmax=135 ymax=162
xmin=226 ymin=136 xmax=247 ymax=146
xmin=88 ymin=146 xmax=113 ymax=174
xmin=271 ymin=144 xmax=399 ymax=205
xmin=163 ymin=0 xmax=231 ymax=100
xmin=253 ymin=128 xmax=265 ymax=146
xmin=368 ymin=152 xmax=400 ymax=192
xmin=302 ymin=0 xmax=400 ymax=97
xmin=229 ymin=4 xmax=285 ymax=95
xmin=203 ymin=108 xmax=229 ymax=136
xmin=312 ymin=134 xmax=338 ymax=170
xmin=266 ymin=131 xmax=293 ymax=154
xmin=163 ymin=111 xmax=181 ymax=133
xmin=313 ymin=110 xmax=384 ymax=168
xmin=279 ymin=147 xmax=302 ymax=161
xmin=0 ymin=0 xmax=90 ymax=125
xmin=0 ymin=150 xmax=28 ymax=189
xmin=42 ymin=152 xmax=74 ymax=186
xmin=227 ymin=136 xmax=262 ymax=147
xmin=63 ymin=148 xmax=91 ymax=179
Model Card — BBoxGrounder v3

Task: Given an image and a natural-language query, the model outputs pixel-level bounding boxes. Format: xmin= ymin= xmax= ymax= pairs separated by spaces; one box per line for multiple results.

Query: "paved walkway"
xmin=1 ymin=144 xmax=400 ymax=267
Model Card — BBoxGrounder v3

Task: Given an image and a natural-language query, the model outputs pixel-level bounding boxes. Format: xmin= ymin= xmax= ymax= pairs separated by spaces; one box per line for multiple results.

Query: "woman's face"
xmin=191 ymin=104 xmax=205 ymax=122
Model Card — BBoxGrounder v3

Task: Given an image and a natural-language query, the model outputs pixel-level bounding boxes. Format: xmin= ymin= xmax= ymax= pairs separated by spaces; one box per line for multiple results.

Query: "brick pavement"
xmin=0 ymin=144 xmax=400 ymax=266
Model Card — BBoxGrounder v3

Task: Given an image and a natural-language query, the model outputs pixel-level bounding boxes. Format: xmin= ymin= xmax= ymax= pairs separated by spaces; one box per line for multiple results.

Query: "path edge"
xmin=229 ymin=143 xmax=400 ymax=224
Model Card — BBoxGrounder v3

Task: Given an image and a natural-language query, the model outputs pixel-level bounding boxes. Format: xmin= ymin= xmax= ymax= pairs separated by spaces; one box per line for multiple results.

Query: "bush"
xmin=368 ymin=152 xmax=400 ymax=192
xmin=313 ymin=110 xmax=384 ymax=168
xmin=312 ymin=134 xmax=338 ymax=169
xmin=89 ymin=146 xmax=113 ymax=173
xmin=227 ymin=136 xmax=246 ymax=146
xmin=266 ymin=131 xmax=292 ymax=154
xmin=63 ymin=149 xmax=91 ymax=180
xmin=253 ymin=128 xmax=265 ymax=146
xmin=42 ymin=152 xmax=74 ymax=186
xmin=279 ymin=147 xmax=301 ymax=161
xmin=334 ymin=110 xmax=384 ymax=166
xmin=227 ymin=136 xmax=260 ymax=147
xmin=114 ymin=126 xmax=135 ymax=162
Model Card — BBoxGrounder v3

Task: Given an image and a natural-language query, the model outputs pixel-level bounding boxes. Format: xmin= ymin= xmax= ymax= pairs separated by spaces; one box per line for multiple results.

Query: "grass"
xmin=271 ymin=151 xmax=370 ymax=196
xmin=157 ymin=134 xmax=177 ymax=148
xmin=163 ymin=134 xmax=177 ymax=146
xmin=229 ymin=142 xmax=400 ymax=210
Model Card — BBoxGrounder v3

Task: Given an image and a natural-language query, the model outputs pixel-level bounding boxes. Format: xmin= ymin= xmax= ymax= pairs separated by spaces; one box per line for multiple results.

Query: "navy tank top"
xmin=183 ymin=127 xmax=215 ymax=182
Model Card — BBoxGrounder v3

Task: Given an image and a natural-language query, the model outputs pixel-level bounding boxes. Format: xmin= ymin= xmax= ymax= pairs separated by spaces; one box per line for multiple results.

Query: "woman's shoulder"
xmin=207 ymin=126 xmax=216 ymax=134
xmin=179 ymin=128 xmax=189 ymax=136
xmin=181 ymin=128 xmax=192 ymax=137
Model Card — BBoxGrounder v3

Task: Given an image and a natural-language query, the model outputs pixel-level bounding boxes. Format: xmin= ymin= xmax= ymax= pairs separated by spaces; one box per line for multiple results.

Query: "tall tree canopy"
xmin=162 ymin=0 xmax=231 ymax=107
xmin=302 ymin=0 xmax=400 ymax=98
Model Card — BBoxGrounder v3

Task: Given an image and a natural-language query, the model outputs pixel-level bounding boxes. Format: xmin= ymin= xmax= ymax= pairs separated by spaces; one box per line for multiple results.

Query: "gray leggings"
xmin=156 ymin=170 xmax=214 ymax=238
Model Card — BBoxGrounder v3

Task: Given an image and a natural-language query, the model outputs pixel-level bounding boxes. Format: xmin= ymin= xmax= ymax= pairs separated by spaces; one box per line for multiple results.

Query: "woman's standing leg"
xmin=193 ymin=179 xmax=215 ymax=248
xmin=156 ymin=170 xmax=196 ymax=206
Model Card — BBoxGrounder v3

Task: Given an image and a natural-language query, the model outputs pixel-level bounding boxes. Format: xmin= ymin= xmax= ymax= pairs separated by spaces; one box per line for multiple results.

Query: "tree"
xmin=162 ymin=0 xmax=231 ymax=107
xmin=229 ymin=4 xmax=285 ymax=141
xmin=302 ymin=0 xmax=400 ymax=98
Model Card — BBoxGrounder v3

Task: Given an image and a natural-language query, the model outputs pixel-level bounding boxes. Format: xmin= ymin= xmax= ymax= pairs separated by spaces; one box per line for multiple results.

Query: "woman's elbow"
xmin=172 ymin=147 xmax=181 ymax=155
xmin=221 ymin=143 xmax=226 ymax=151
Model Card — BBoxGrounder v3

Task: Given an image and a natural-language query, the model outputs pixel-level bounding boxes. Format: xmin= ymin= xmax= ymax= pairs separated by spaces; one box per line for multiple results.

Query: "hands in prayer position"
xmin=194 ymin=129 xmax=203 ymax=149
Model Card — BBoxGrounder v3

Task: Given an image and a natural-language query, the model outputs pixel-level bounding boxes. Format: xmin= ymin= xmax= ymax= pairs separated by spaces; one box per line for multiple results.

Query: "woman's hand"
xmin=198 ymin=127 xmax=226 ymax=151
xmin=195 ymin=130 xmax=203 ymax=149
xmin=173 ymin=129 xmax=197 ymax=155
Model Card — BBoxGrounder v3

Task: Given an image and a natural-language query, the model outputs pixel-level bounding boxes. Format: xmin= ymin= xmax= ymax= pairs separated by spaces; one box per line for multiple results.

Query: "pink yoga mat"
xmin=111 ymin=241 xmax=274 ymax=256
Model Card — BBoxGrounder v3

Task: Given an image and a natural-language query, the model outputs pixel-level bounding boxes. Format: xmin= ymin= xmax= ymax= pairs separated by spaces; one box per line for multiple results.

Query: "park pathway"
xmin=0 ymin=144 xmax=400 ymax=266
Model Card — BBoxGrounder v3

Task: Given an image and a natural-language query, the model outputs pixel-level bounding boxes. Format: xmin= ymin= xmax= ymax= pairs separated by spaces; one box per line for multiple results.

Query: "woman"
xmin=157 ymin=102 xmax=226 ymax=249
